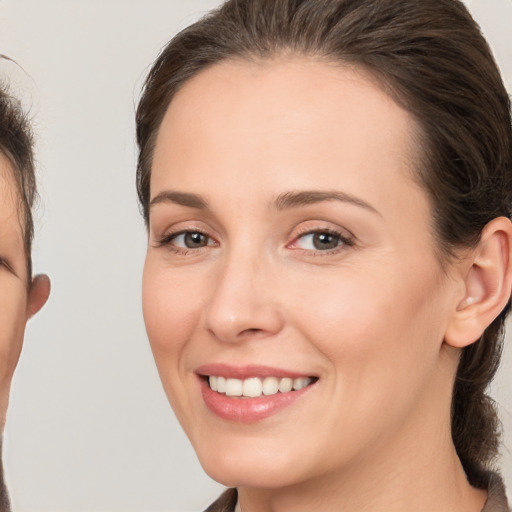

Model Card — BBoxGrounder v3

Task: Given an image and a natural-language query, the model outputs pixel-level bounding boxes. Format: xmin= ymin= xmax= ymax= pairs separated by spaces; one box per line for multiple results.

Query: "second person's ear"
xmin=26 ymin=273 xmax=50 ymax=319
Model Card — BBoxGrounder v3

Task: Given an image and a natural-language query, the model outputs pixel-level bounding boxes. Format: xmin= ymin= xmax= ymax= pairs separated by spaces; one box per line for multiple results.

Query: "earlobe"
xmin=26 ymin=273 xmax=51 ymax=319
xmin=445 ymin=217 xmax=512 ymax=348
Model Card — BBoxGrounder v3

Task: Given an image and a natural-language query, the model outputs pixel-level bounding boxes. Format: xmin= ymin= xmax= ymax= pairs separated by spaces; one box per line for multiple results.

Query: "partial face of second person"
xmin=0 ymin=153 xmax=49 ymax=427
xmin=142 ymin=59 xmax=469 ymax=489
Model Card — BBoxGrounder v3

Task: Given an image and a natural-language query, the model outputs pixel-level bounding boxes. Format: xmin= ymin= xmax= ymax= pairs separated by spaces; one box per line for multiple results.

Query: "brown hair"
xmin=136 ymin=0 xmax=512 ymax=485
xmin=0 ymin=70 xmax=37 ymax=280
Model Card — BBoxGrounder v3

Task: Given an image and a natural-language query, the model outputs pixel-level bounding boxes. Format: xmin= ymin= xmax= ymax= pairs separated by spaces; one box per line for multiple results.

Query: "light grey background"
xmin=0 ymin=1 xmax=510 ymax=511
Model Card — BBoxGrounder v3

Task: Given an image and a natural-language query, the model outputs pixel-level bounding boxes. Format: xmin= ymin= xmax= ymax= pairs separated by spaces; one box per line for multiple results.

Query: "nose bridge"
xmin=203 ymin=241 xmax=282 ymax=342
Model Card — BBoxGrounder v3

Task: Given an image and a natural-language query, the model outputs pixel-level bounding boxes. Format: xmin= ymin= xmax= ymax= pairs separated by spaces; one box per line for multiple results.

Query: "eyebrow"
xmin=149 ymin=191 xmax=208 ymax=209
xmin=149 ymin=189 xmax=380 ymax=215
xmin=274 ymin=190 xmax=380 ymax=215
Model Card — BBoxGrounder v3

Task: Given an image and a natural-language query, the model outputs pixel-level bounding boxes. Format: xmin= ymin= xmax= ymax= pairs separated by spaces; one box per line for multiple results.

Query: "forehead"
xmin=0 ymin=152 xmax=22 ymax=217
xmin=152 ymin=57 xmax=421 ymax=197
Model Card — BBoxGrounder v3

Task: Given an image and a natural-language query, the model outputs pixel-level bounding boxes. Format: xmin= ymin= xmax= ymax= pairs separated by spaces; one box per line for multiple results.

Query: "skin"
xmin=0 ymin=153 xmax=49 ymax=505
xmin=143 ymin=58 xmax=496 ymax=511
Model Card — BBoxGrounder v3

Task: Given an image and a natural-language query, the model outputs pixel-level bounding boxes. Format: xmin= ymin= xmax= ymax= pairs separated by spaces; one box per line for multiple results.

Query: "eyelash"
xmin=0 ymin=257 xmax=16 ymax=275
xmin=155 ymin=226 xmax=354 ymax=256
xmin=154 ymin=229 xmax=216 ymax=255
xmin=288 ymin=227 xmax=354 ymax=255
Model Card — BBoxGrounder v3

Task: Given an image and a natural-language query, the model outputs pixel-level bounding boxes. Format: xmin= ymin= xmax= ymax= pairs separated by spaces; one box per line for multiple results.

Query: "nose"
xmin=203 ymin=251 xmax=284 ymax=343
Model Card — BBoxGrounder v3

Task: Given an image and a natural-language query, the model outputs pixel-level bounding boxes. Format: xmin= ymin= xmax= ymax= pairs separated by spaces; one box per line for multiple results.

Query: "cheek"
xmin=279 ymin=263 xmax=450 ymax=463
xmin=287 ymin=260 xmax=447 ymax=386
xmin=0 ymin=288 xmax=28 ymax=424
xmin=142 ymin=258 xmax=213 ymax=432
xmin=142 ymin=259 xmax=203 ymax=365
xmin=0 ymin=296 xmax=27 ymax=367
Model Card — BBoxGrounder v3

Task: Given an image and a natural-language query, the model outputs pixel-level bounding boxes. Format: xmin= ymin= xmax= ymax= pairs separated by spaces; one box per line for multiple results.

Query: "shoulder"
xmin=481 ymin=473 xmax=510 ymax=512
xmin=201 ymin=481 xmax=510 ymax=512
xmin=203 ymin=488 xmax=237 ymax=512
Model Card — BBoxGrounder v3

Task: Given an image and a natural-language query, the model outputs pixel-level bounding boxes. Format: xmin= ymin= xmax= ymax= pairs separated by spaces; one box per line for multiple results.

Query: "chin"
xmin=203 ymin=461 xmax=295 ymax=489
xmin=194 ymin=438 xmax=310 ymax=489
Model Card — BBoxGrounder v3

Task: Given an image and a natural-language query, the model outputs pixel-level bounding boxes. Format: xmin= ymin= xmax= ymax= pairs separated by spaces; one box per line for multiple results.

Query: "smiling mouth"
xmin=206 ymin=375 xmax=318 ymax=398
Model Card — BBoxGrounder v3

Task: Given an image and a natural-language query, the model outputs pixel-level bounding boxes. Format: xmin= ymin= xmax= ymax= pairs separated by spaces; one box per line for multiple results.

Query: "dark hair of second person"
xmin=0 ymin=74 xmax=50 ymax=511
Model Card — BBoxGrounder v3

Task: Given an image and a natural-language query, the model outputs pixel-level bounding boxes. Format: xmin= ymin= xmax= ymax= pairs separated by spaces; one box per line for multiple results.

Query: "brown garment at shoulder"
xmin=204 ymin=477 xmax=510 ymax=512
xmin=203 ymin=488 xmax=237 ymax=512
xmin=481 ymin=474 xmax=510 ymax=512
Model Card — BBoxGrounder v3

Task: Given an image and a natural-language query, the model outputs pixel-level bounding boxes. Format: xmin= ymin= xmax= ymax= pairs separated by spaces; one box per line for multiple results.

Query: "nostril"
xmin=239 ymin=327 xmax=265 ymax=337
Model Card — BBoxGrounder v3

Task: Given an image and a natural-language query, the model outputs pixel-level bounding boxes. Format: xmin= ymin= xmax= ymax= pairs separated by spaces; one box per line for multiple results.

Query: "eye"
xmin=293 ymin=230 xmax=352 ymax=251
xmin=172 ymin=231 xmax=211 ymax=249
xmin=0 ymin=257 xmax=16 ymax=274
xmin=155 ymin=229 xmax=217 ymax=252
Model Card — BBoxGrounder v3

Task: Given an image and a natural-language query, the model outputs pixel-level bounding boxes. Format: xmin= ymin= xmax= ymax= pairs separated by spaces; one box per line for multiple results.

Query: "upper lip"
xmin=195 ymin=363 xmax=315 ymax=380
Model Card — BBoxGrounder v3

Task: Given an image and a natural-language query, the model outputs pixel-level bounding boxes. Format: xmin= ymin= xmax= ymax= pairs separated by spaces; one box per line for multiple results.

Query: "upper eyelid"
xmin=152 ymin=221 xmax=215 ymax=240
xmin=166 ymin=227 xmax=210 ymax=238
xmin=149 ymin=211 xmax=218 ymax=234
xmin=290 ymin=222 xmax=355 ymax=241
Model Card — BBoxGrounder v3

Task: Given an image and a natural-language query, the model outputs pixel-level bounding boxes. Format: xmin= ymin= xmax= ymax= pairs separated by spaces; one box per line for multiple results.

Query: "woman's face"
xmin=143 ymin=59 xmax=464 ymax=488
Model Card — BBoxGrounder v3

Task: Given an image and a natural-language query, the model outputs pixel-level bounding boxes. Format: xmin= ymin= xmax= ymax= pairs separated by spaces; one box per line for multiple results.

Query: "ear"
xmin=445 ymin=217 xmax=512 ymax=348
xmin=26 ymin=273 xmax=51 ymax=319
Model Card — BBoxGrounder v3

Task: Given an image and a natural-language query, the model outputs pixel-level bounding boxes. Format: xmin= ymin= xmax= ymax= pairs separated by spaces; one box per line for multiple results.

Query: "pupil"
xmin=185 ymin=232 xmax=206 ymax=248
xmin=313 ymin=232 xmax=338 ymax=250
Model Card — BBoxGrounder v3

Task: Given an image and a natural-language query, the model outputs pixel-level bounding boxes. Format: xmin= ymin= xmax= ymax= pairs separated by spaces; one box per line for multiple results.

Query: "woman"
xmin=136 ymin=0 xmax=512 ymax=510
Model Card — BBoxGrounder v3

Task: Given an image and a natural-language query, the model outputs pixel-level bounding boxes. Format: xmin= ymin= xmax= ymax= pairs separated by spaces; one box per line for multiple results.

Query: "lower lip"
xmin=200 ymin=379 xmax=314 ymax=423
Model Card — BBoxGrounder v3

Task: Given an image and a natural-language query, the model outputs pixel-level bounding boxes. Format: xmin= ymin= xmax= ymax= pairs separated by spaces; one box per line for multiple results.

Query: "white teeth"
xmin=278 ymin=377 xmax=293 ymax=393
xmin=208 ymin=375 xmax=314 ymax=397
xmin=242 ymin=377 xmax=263 ymax=398
xmin=262 ymin=377 xmax=279 ymax=395
xmin=293 ymin=377 xmax=311 ymax=390
xmin=217 ymin=376 xmax=226 ymax=393
xmin=225 ymin=378 xmax=243 ymax=397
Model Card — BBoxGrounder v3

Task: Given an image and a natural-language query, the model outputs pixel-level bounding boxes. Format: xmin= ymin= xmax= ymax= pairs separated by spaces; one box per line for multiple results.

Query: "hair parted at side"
xmin=0 ymin=62 xmax=37 ymax=279
xmin=136 ymin=0 xmax=512 ymax=486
